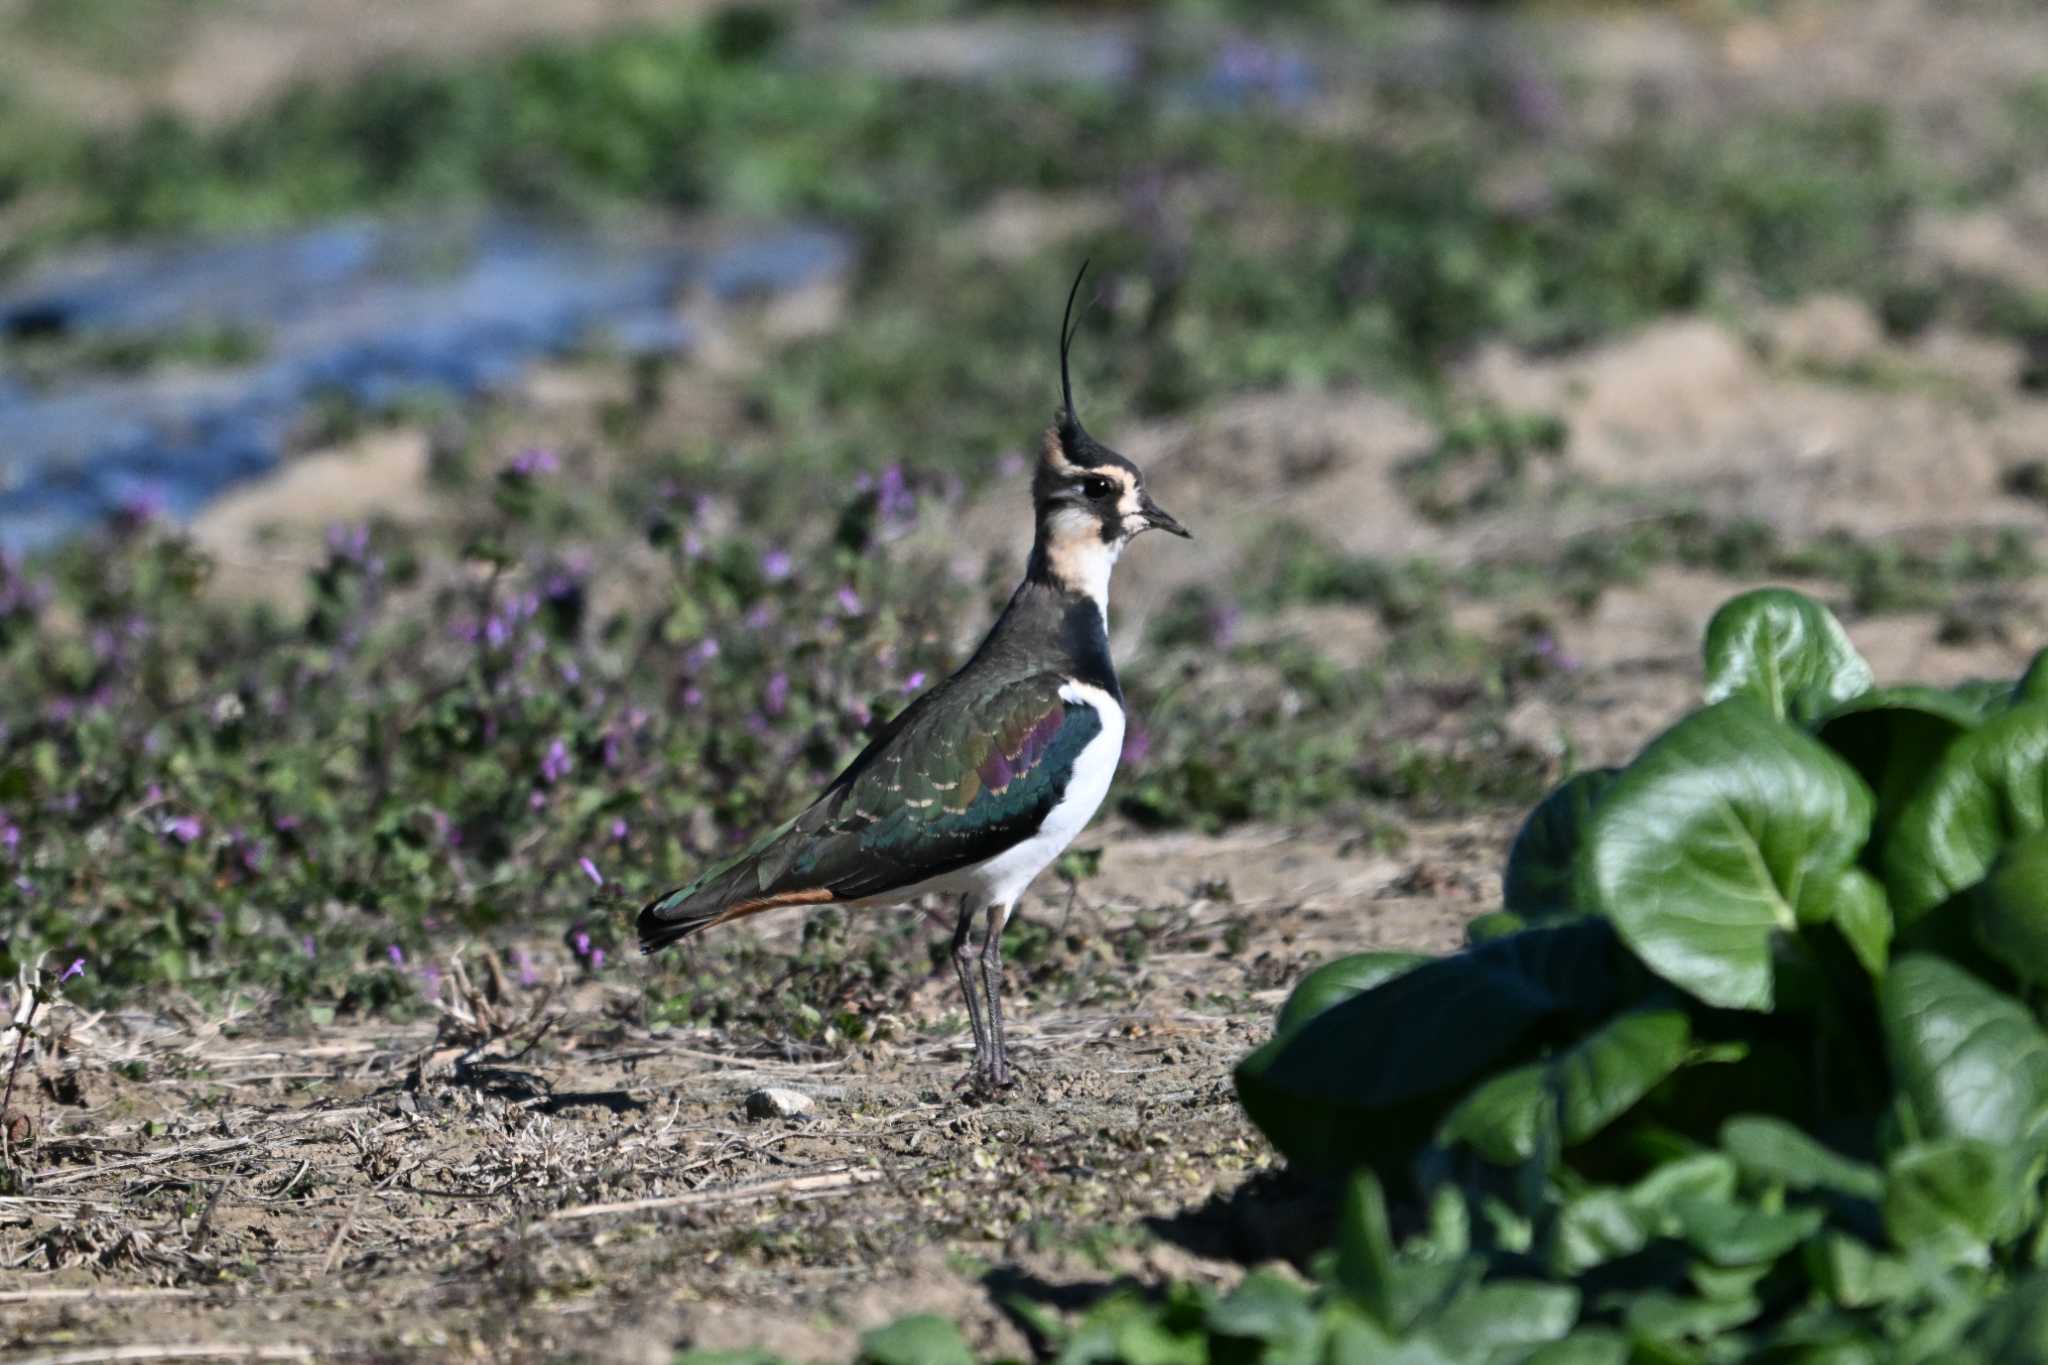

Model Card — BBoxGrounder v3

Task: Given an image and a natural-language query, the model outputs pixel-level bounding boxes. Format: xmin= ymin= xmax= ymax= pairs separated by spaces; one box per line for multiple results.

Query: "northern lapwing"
xmin=637 ymin=265 xmax=1191 ymax=1088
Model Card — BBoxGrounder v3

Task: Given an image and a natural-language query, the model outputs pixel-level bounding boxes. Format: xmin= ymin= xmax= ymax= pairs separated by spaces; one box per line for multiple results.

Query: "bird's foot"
xmin=953 ymin=1056 xmax=1019 ymax=1099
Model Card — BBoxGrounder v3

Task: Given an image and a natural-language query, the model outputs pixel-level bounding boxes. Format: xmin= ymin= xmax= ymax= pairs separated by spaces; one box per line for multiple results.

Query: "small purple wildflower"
xmin=58 ymin=958 xmax=84 ymax=984
xmin=760 ymin=548 xmax=794 ymax=582
xmin=763 ymin=671 xmax=791 ymax=717
xmin=515 ymin=949 xmax=540 ymax=987
xmin=877 ymin=464 xmax=917 ymax=527
xmin=165 ymin=814 xmax=204 ymax=845
xmin=685 ymin=637 xmax=721 ymax=669
xmin=1121 ymin=723 xmax=1153 ymax=768
xmin=579 ymin=857 xmax=604 ymax=887
xmin=387 ymin=944 xmax=405 ymax=967
xmin=902 ymin=671 xmax=927 ymax=694
xmin=540 ymin=739 xmax=572 ymax=785
xmin=743 ymin=602 xmax=776 ymax=631
xmin=590 ymin=947 xmax=606 ymax=971
xmin=611 ymin=818 xmax=629 ymax=842
xmin=301 ymin=935 xmax=317 ymax=959
xmin=325 ymin=522 xmax=370 ymax=562
xmin=1207 ymin=600 xmax=1243 ymax=648
xmin=0 ymin=822 xmax=18 ymax=858
xmin=835 ymin=585 xmax=865 ymax=616
xmin=682 ymin=686 xmax=704 ymax=709
xmin=510 ymin=448 xmax=560 ymax=477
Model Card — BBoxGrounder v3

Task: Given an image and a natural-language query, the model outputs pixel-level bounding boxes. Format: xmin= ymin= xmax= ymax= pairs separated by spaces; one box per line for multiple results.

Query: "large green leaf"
xmin=1276 ymin=952 xmax=1432 ymax=1035
xmin=1425 ymin=1283 xmax=1579 ymax=1360
xmin=1719 ymin=1116 xmax=1883 ymax=1200
xmin=1815 ymin=686 xmax=1983 ymax=837
xmin=1206 ymin=1269 xmax=1318 ymax=1361
xmin=1702 ymin=588 xmax=1874 ymax=725
xmin=1882 ymin=1138 xmax=2008 ymax=1267
xmin=1668 ymin=1194 xmax=1823 ymax=1267
xmin=1579 ymin=697 xmax=1875 ymax=1010
xmin=858 ymin=1315 xmax=973 ymax=1365
xmin=1880 ymin=954 xmax=2048 ymax=1148
xmin=2017 ymin=649 xmax=2048 ymax=706
xmin=1236 ymin=920 xmax=1625 ymax=1172
xmin=1972 ymin=828 xmax=2048 ymax=987
xmin=1959 ymin=1269 xmax=2048 ymax=1361
xmin=1502 ymin=769 xmax=1620 ymax=918
xmin=1437 ymin=1008 xmax=1692 ymax=1165
xmin=1333 ymin=1170 xmax=1478 ymax=1338
xmin=1883 ymin=701 xmax=2048 ymax=926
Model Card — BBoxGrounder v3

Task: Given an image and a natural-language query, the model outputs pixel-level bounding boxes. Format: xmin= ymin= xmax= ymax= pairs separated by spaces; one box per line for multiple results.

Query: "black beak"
xmin=1139 ymin=493 xmax=1192 ymax=539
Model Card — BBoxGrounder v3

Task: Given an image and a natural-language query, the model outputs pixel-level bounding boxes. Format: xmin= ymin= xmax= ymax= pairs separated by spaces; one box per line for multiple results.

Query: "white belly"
xmin=864 ymin=680 xmax=1124 ymax=911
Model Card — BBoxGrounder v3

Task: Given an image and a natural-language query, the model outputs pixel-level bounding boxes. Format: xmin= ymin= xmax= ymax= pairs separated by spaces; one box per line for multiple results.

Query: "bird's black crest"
xmin=1059 ymin=259 xmax=1090 ymax=438
xmin=1050 ymin=260 xmax=1138 ymax=477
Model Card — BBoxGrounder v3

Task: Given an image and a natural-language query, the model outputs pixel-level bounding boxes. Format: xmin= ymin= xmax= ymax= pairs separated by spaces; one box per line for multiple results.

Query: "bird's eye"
xmin=1079 ymin=475 xmax=1114 ymax=501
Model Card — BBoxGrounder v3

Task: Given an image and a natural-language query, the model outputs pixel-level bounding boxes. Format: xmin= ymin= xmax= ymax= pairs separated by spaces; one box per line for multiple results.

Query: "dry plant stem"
xmin=2 ymin=978 xmax=43 ymax=1173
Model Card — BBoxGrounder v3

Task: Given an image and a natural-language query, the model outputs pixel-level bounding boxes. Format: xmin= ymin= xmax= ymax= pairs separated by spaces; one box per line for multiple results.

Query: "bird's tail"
xmin=636 ymin=879 xmax=839 ymax=954
xmin=636 ymin=883 xmax=728 ymax=954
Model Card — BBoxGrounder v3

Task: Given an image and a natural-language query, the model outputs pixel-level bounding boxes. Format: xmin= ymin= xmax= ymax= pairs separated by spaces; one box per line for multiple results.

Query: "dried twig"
xmin=546 ymin=1165 xmax=882 ymax=1222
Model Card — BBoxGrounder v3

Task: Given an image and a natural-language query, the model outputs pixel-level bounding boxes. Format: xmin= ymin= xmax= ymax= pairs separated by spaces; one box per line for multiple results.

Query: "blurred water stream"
xmin=0 ymin=217 xmax=849 ymax=552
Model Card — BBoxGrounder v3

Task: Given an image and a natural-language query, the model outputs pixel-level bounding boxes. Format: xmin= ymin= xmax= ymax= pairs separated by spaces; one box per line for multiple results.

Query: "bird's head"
xmin=1031 ymin=265 xmax=1190 ymax=601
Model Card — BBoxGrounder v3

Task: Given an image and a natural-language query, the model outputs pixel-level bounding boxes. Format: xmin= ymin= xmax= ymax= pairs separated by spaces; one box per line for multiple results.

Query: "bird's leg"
xmin=980 ymin=901 xmax=1014 ymax=1088
xmin=950 ymin=895 xmax=990 ymax=1081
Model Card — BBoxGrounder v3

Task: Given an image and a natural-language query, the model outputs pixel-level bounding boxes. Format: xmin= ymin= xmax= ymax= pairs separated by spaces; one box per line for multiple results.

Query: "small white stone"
xmin=744 ymin=1087 xmax=815 ymax=1120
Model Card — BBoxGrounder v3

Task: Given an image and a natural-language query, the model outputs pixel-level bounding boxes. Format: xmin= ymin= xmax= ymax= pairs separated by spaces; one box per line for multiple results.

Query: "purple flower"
xmin=902 ymin=671 xmax=927 ymax=694
xmin=387 ymin=944 xmax=405 ymax=967
xmin=760 ymin=548 xmax=794 ymax=582
xmin=685 ymin=637 xmax=721 ymax=669
xmin=164 ymin=814 xmax=204 ymax=845
xmin=763 ymin=671 xmax=791 ymax=717
xmin=510 ymin=448 xmax=560 ymax=477
xmin=301 ymin=935 xmax=317 ymax=959
xmin=610 ymin=818 xmax=629 ymax=842
xmin=325 ymin=522 xmax=370 ymax=562
xmin=58 ymin=958 xmax=84 ymax=984
xmin=1207 ymin=600 xmax=1243 ymax=648
xmin=590 ymin=947 xmax=606 ymax=971
xmin=1532 ymin=634 xmax=1582 ymax=674
xmin=1121 ymin=723 xmax=1152 ymax=768
xmin=682 ymin=686 xmax=704 ymax=709
xmin=579 ymin=857 xmax=605 ymax=887
xmin=540 ymin=739 xmax=572 ymax=785
xmin=877 ymin=464 xmax=917 ymax=527
xmin=515 ymin=950 xmax=540 ymax=987
xmin=0 ymin=822 xmax=18 ymax=858
xmin=743 ymin=602 xmax=776 ymax=631
xmin=835 ymin=585 xmax=865 ymax=616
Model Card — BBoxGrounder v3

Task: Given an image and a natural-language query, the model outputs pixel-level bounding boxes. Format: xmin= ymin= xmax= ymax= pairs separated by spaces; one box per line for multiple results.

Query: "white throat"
xmin=1040 ymin=512 xmax=1121 ymax=622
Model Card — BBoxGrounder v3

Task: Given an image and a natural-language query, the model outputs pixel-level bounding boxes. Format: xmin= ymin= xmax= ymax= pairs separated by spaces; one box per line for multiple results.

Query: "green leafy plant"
xmin=1233 ymin=586 xmax=2048 ymax=1358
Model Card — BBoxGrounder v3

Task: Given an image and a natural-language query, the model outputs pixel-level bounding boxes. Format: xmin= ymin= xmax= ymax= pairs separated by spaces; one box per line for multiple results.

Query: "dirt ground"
xmin=0 ymin=811 xmax=1496 ymax=1364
